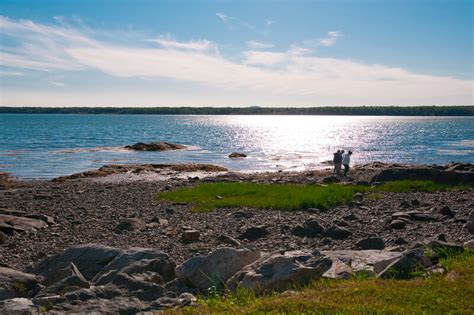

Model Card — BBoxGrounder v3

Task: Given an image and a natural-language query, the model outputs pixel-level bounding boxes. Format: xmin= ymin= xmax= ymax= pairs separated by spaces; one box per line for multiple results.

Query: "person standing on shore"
xmin=342 ymin=150 xmax=352 ymax=176
xmin=333 ymin=150 xmax=342 ymax=175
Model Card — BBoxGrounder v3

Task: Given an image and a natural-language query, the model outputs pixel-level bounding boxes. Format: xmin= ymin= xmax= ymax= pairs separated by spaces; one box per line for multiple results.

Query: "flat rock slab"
xmin=321 ymin=250 xmax=403 ymax=275
xmin=0 ymin=214 xmax=48 ymax=235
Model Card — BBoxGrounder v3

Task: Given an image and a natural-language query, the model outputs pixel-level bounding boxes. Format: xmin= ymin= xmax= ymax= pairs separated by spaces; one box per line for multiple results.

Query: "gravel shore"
xmin=1 ymin=163 xmax=473 ymax=271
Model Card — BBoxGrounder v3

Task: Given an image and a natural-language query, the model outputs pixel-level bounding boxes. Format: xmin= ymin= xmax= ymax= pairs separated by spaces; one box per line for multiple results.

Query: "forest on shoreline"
xmin=0 ymin=106 xmax=473 ymax=116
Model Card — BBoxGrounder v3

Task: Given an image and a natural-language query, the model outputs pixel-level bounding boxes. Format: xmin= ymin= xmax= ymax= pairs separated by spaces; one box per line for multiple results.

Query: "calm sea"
xmin=0 ymin=114 xmax=473 ymax=179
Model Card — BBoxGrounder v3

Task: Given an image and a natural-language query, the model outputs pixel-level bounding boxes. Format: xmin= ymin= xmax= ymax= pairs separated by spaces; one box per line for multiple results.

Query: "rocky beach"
xmin=1 ymin=162 xmax=473 ymax=313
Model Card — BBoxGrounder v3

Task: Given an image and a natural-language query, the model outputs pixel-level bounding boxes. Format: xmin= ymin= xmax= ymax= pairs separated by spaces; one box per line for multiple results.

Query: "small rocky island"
xmin=0 ymin=162 xmax=473 ymax=313
xmin=124 ymin=142 xmax=187 ymax=151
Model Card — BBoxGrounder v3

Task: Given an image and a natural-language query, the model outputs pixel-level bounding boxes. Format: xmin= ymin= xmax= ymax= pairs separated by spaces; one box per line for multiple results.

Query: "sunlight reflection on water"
xmin=0 ymin=114 xmax=473 ymax=178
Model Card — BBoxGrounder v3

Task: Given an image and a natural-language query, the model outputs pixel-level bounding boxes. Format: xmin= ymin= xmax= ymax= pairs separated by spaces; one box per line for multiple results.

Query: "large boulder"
xmin=0 ymin=267 xmax=43 ymax=301
xmin=175 ymin=248 xmax=260 ymax=291
xmin=28 ymin=244 xmax=122 ymax=281
xmin=28 ymin=244 xmax=173 ymax=284
xmin=227 ymin=250 xmax=332 ymax=294
xmin=125 ymin=142 xmax=186 ymax=151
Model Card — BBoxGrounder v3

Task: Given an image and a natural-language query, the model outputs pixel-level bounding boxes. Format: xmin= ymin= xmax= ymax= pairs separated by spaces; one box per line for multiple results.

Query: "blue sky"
xmin=0 ymin=0 xmax=472 ymax=106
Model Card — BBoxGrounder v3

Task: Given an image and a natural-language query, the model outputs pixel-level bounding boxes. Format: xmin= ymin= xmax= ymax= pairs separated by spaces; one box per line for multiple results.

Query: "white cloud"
xmin=319 ymin=30 xmax=343 ymax=47
xmin=216 ymin=12 xmax=229 ymax=22
xmin=147 ymin=38 xmax=213 ymax=51
xmin=246 ymin=40 xmax=274 ymax=50
xmin=1 ymin=16 xmax=472 ymax=106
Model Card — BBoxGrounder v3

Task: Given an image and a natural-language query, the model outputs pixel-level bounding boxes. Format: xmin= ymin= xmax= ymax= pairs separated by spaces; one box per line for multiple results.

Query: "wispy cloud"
xmin=0 ymin=16 xmax=472 ymax=106
xmin=319 ymin=31 xmax=343 ymax=47
xmin=215 ymin=12 xmax=254 ymax=30
xmin=0 ymin=70 xmax=24 ymax=76
xmin=146 ymin=38 xmax=213 ymax=51
xmin=216 ymin=12 xmax=229 ymax=22
xmin=246 ymin=40 xmax=274 ymax=50
xmin=50 ymin=80 xmax=66 ymax=87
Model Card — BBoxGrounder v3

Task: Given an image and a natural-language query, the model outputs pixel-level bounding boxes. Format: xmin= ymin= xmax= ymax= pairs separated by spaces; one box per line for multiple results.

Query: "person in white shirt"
xmin=342 ymin=150 xmax=352 ymax=176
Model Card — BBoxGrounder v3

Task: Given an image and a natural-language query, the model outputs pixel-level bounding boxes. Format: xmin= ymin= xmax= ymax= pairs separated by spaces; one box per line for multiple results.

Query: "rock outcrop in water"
xmin=229 ymin=152 xmax=247 ymax=158
xmin=52 ymin=163 xmax=228 ymax=181
xmin=125 ymin=142 xmax=186 ymax=151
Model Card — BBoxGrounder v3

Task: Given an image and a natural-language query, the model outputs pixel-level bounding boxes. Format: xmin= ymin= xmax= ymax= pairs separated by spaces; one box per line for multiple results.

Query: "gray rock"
xmin=217 ymin=234 xmax=241 ymax=247
xmin=151 ymin=292 xmax=196 ymax=309
xmin=394 ymin=237 xmax=408 ymax=245
xmin=0 ymin=214 xmax=48 ymax=235
xmin=322 ymin=175 xmax=340 ymax=184
xmin=389 ymin=219 xmax=406 ymax=229
xmin=110 ymin=273 xmax=165 ymax=301
xmin=378 ymin=248 xmax=431 ymax=279
xmin=439 ymin=205 xmax=455 ymax=217
xmin=43 ymin=274 xmax=90 ymax=295
xmin=115 ymin=218 xmax=146 ymax=232
xmin=321 ymin=250 xmax=404 ymax=277
xmin=0 ymin=267 xmax=42 ymax=301
xmin=0 ymin=232 xmax=6 ymax=244
xmin=324 ymin=225 xmax=351 ymax=240
xmin=29 ymin=244 xmax=122 ymax=281
xmin=343 ymin=213 xmax=360 ymax=221
xmin=426 ymin=240 xmax=464 ymax=257
xmin=181 ymin=230 xmax=200 ymax=243
xmin=291 ymin=219 xmax=324 ymax=238
xmin=176 ymin=247 xmax=260 ymax=291
xmin=323 ymin=257 xmax=354 ymax=279
xmin=63 ymin=288 xmax=96 ymax=302
xmin=227 ymin=250 xmax=332 ymax=294
xmin=238 ymin=225 xmax=269 ymax=241
xmin=463 ymin=239 xmax=474 ymax=250
xmin=93 ymin=248 xmax=174 ymax=284
xmin=356 ymin=237 xmax=385 ymax=250
xmin=407 ymin=211 xmax=437 ymax=222
xmin=465 ymin=211 xmax=474 ymax=234
xmin=303 ymin=219 xmax=325 ymax=236
xmin=41 ymin=262 xmax=83 ymax=286
xmin=465 ymin=222 xmax=474 ymax=234
xmin=0 ymin=298 xmax=38 ymax=314
xmin=32 ymin=295 xmax=66 ymax=308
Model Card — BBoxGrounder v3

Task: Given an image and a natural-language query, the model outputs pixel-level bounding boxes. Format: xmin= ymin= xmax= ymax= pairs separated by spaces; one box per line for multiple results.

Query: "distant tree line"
xmin=0 ymin=106 xmax=473 ymax=116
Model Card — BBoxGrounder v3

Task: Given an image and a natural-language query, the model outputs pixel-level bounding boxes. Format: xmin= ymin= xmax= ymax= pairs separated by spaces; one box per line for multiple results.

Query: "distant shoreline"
xmin=1 ymin=106 xmax=473 ymax=116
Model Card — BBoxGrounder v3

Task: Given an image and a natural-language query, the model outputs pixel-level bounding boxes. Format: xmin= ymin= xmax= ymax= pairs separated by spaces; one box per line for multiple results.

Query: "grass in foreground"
xmin=164 ymin=251 xmax=474 ymax=314
xmin=156 ymin=180 xmax=469 ymax=212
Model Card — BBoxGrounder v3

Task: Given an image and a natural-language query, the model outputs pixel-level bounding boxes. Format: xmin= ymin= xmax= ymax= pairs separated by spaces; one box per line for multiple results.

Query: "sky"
xmin=0 ymin=0 xmax=472 ymax=107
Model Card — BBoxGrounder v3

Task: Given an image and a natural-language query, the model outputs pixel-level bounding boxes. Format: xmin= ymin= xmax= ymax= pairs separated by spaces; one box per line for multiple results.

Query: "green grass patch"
xmin=164 ymin=251 xmax=474 ymax=314
xmin=367 ymin=193 xmax=384 ymax=200
xmin=156 ymin=180 xmax=469 ymax=212
xmin=157 ymin=182 xmax=369 ymax=212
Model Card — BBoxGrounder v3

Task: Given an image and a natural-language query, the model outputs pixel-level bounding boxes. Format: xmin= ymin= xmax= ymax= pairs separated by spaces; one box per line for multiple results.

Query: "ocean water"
xmin=0 ymin=114 xmax=473 ymax=179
